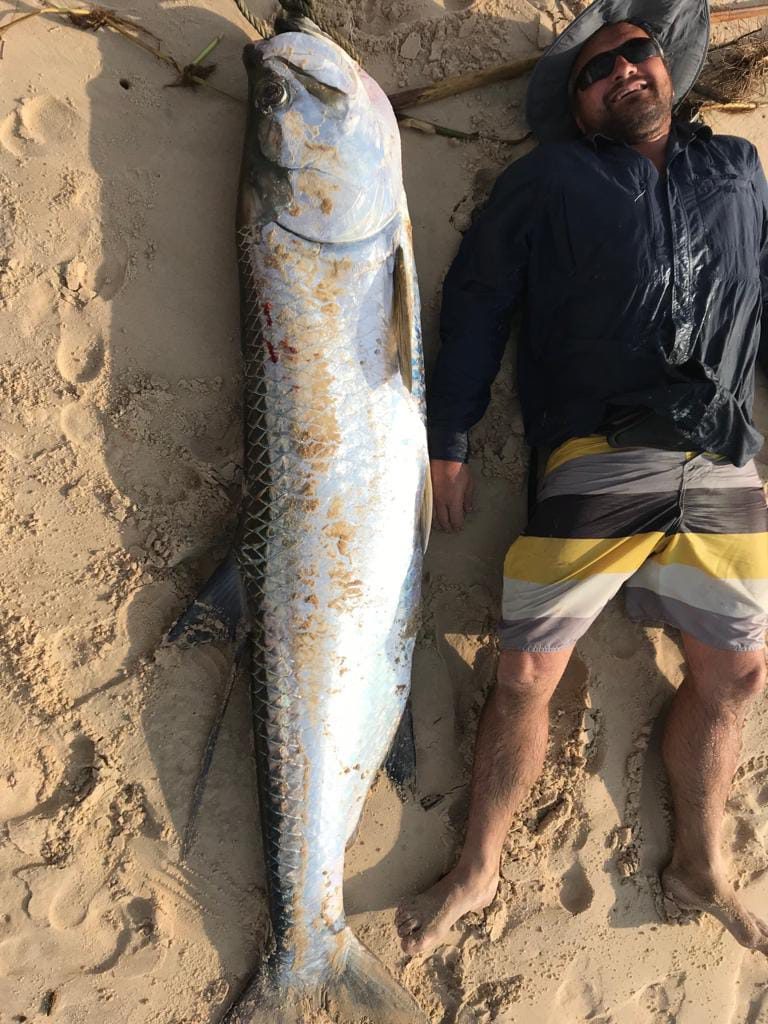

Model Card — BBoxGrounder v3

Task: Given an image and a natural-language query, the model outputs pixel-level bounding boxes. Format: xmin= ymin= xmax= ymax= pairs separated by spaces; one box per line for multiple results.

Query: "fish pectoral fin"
xmin=419 ymin=465 xmax=433 ymax=553
xmin=392 ymin=244 xmax=414 ymax=393
xmin=166 ymin=553 xmax=248 ymax=647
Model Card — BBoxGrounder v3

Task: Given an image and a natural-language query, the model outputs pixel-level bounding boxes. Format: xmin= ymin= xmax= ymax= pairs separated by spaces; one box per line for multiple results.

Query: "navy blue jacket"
xmin=428 ymin=121 xmax=768 ymax=467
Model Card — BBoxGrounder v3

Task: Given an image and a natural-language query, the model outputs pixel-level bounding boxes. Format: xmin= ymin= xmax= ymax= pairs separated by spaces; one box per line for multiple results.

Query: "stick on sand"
xmin=388 ymin=55 xmax=538 ymax=111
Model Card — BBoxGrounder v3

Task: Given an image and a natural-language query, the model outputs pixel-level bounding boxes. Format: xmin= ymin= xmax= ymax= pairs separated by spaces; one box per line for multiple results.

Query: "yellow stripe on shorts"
xmin=653 ymin=532 xmax=768 ymax=580
xmin=503 ymin=532 xmax=666 ymax=585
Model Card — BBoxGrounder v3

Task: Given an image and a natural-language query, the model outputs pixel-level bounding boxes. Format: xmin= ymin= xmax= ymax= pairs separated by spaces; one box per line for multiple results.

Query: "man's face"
xmin=570 ymin=22 xmax=673 ymax=143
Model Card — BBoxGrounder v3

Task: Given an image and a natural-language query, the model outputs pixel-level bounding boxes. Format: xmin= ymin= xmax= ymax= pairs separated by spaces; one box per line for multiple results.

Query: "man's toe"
xmin=396 ymin=912 xmax=420 ymax=937
xmin=745 ymin=919 xmax=768 ymax=954
xmin=395 ymin=904 xmax=414 ymax=926
xmin=744 ymin=914 xmax=768 ymax=953
xmin=724 ymin=904 xmax=768 ymax=950
xmin=402 ymin=930 xmax=428 ymax=956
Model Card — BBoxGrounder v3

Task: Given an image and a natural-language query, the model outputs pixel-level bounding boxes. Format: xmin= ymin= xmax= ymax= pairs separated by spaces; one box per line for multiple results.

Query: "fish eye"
xmin=256 ymin=79 xmax=289 ymax=111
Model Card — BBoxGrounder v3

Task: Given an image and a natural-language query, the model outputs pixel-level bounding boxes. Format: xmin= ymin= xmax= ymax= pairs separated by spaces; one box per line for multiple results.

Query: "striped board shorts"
xmin=500 ymin=437 xmax=768 ymax=653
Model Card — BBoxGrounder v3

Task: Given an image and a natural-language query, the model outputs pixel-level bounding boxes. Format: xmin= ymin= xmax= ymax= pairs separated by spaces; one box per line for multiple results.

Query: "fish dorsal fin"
xmin=393 ymin=244 xmax=414 ymax=393
xmin=420 ymin=467 xmax=433 ymax=553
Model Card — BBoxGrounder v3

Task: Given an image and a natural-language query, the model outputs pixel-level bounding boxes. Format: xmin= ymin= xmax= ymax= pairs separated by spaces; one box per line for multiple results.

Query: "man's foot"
xmin=395 ymin=867 xmax=499 ymax=956
xmin=662 ymin=864 xmax=768 ymax=954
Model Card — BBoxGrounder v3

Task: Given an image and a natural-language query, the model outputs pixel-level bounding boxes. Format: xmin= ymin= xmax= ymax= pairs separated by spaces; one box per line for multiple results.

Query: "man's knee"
xmin=496 ymin=648 xmax=571 ymax=706
xmin=690 ymin=651 xmax=767 ymax=704
xmin=727 ymin=659 xmax=767 ymax=702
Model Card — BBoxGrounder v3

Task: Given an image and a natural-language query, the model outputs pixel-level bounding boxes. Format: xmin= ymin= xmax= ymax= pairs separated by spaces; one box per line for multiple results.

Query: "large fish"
xmin=172 ymin=19 xmax=431 ymax=1024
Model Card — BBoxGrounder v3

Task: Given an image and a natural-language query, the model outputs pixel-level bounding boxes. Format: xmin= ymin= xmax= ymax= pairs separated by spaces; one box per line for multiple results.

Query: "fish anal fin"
xmin=392 ymin=244 xmax=414 ymax=393
xmin=384 ymin=700 xmax=416 ymax=799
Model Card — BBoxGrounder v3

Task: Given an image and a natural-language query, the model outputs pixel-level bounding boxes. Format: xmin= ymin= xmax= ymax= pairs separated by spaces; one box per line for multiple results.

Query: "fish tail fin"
xmin=166 ymin=553 xmax=247 ymax=646
xmin=222 ymin=935 xmax=427 ymax=1024
xmin=326 ymin=934 xmax=426 ymax=1023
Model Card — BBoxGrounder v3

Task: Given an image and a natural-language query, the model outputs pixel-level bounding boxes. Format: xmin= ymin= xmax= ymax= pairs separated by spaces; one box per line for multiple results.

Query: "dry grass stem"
xmin=709 ymin=27 xmax=763 ymax=51
xmin=699 ymin=99 xmax=768 ymax=110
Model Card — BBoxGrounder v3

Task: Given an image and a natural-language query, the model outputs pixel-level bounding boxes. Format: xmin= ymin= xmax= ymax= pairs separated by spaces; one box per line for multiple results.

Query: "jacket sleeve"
xmin=426 ymin=152 xmax=542 ymax=462
xmin=755 ymin=147 xmax=768 ymax=377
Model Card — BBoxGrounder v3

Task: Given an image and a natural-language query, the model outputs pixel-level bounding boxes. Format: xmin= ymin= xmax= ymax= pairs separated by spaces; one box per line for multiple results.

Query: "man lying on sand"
xmin=397 ymin=0 xmax=768 ymax=958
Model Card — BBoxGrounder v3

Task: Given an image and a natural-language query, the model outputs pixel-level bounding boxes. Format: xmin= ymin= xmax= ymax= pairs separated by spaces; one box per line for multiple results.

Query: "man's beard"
xmin=600 ymin=81 xmax=673 ymax=144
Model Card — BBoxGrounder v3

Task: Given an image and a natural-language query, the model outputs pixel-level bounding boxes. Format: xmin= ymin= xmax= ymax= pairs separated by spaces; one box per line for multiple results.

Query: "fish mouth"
xmin=608 ymin=79 xmax=651 ymax=105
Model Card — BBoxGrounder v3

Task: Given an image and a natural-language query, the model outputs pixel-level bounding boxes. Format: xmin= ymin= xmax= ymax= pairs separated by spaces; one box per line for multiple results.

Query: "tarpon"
xmin=171 ymin=20 xmax=431 ymax=1024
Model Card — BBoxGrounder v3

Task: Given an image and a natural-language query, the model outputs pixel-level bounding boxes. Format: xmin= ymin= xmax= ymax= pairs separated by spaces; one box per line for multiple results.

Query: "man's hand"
xmin=431 ymin=459 xmax=474 ymax=532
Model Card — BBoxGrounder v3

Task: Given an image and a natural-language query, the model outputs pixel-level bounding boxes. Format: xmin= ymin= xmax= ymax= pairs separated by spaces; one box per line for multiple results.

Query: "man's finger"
xmin=446 ymin=500 xmax=465 ymax=532
xmin=464 ymin=476 xmax=475 ymax=514
xmin=435 ymin=502 xmax=453 ymax=532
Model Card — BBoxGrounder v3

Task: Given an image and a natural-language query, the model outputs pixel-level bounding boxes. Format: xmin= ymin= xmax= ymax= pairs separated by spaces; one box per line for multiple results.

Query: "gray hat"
xmin=525 ymin=0 xmax=710 ymax=142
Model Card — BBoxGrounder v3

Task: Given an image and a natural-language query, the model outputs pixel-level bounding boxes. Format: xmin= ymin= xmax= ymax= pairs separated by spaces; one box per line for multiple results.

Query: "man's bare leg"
xmin=661 ymin=633 xmax=768 ymax=953
xmin=395 ymin=647 xmax=572 ymax=955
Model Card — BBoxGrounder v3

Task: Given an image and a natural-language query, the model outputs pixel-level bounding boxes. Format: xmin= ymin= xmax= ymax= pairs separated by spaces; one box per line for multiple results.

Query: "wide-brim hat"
xmin=525 ymin=0 xmax=710 ymax=142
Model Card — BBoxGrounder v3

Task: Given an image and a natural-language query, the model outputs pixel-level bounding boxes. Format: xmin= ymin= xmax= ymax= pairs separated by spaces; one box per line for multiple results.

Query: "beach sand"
xmin=1 ymin=1 xmax=767 ymax=1021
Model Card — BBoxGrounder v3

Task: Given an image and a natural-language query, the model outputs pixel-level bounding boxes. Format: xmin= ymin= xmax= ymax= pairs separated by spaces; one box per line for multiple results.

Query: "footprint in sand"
xmin=56 ymin=331 xmax=105 ymax=385
xmin=22 ymin=861 xmax=101 ymax=929
xmin=18 ymin=95 xmax=82 ymax=148
xmin=2 ymin=727 xmax=84 ymax=829
xmin=559 ymin=860 xmax=595 ymax=916
xmin=93 ymin=252 xmax=130 ymax=301
xmin=57 ymin=867 xmax=109 ymax=931
xmin=113 ymin=581 xmax=180 ymax=662
xmin=0 ymin=109 xmax=25 ymax=159
xmin=459 ymin=976 xmax=524 ymax=1023
xmin=638 ymin=971 xmax=686 ymax=1021
xmin=86 ymin=894 xmax=167 ymax=979
xmin=0 ymin=96 xmax=81 ymax=158
xmin=553 ymin=972 xmax=604 ymax=1020
xmin=60 ymin=398 xmax=105 ymax=449
xmin=19 ymin=866 xmax=168 ymax=978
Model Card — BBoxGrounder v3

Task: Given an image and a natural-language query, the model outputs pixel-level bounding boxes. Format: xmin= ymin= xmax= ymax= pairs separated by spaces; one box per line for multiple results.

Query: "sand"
xmin=0 ymin=1 xmax=767 ymax=1021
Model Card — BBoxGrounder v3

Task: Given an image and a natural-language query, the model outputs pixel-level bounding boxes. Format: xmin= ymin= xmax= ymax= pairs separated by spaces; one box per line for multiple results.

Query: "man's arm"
xmin=428 ymin=152 xmax=542 ymax=529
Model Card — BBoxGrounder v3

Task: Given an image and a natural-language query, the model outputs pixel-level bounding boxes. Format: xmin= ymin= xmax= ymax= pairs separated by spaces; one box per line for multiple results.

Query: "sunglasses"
xmin=572 ymin=36 xmax=664 ymax=93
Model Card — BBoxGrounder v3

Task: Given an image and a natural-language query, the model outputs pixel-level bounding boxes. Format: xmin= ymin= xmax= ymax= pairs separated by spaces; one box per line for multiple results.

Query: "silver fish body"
xmin=225 ymin=26 xmax=430 ymax=1024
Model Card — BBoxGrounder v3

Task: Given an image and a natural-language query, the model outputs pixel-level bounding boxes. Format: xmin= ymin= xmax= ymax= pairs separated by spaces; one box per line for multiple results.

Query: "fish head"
xmin=240 ymin=32 xmax=402 ymax=244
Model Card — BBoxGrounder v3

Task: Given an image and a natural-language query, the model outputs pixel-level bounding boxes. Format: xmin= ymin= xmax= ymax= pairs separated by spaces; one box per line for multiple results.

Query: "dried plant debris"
xmin=0 ymin=4 xmax=181 ymax=71
xmin=698 ymin=33 xmax=768 ymax=104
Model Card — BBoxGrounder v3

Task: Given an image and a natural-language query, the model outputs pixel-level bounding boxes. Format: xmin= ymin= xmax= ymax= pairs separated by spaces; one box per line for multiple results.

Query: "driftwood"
xmin=710 ymin=3 xmax=768 ymax=20
xmin=388 ymin=55 xmax=538 ymax=111
xmin=387 ymin=2 xmax=768 ymax=111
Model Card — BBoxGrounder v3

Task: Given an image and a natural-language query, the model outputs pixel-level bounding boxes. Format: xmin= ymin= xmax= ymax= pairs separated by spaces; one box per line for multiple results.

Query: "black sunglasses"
xmin=573 ymin=36 xmax=664 ymax=93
